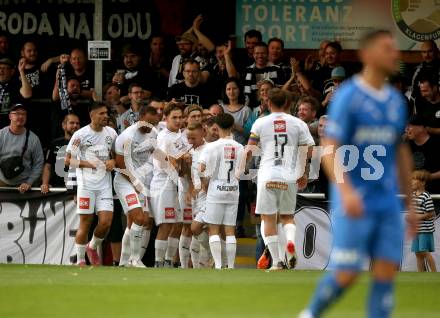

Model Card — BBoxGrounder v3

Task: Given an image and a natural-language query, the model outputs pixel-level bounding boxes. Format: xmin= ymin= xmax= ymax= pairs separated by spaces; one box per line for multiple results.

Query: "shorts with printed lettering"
xmin=255 ymin=181 xmax=297 ymax=215
xmin=114 ymin=174 xmax=149 ymax=214
xmin=76 ymin=187 xmax=113 ymax=214
xmin=204 ymin=202 xmax=238 ymax=226
xmin=150 ymin=186 xmax=178 ymax=225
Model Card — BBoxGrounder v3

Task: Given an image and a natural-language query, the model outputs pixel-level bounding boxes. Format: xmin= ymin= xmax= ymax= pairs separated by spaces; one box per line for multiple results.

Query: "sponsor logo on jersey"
xmin=184 ymin=208 xmax=192 ymax=221
xmin=266 ymin=181 xmax=288 ymax=190
xmin=216 ymin=185 xmax=239 ymax=191
xmin=126 ymin=193 xmax=138 ymax=207
xmin=78 ymin=197 xmax=90 ymax=209
xmin=165 ymin=207 xmax=176 ymax=219
xmin=224 ymin=146 xmax=235 ymax=159
xmin=274 ymin=120 xmax=286 ymax=133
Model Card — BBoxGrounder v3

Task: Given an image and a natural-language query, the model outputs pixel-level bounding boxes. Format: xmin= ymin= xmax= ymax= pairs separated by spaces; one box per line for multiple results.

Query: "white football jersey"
xmin=250 ymin=112 xmax=314 ymax=183
xmin=199 ymin=137 xmax=243 ymax=204
xmin=66 ymin=125 xmax=118 ymax=190
xmin=150 ymin=127 xmax=191 ymax=190
xmin=115 ymin=122 xmax=158 ymax=186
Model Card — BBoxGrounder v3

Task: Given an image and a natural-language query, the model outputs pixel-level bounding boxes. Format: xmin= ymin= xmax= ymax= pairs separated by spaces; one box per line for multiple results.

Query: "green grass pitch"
xmin=0 ymin=265 xmax=439 ymax=318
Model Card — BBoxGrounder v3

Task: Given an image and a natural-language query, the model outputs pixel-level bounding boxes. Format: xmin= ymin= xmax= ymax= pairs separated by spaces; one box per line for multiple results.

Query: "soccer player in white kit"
xmin=150 ymin=103 xmax=191 ymax=267
xmin=247 ymin=88 xmax=314 ymax=270
xmin=199 ymin=113 xmax=244 ymax=269
xmin=114 ymin=105 xmax=159 ymax=267
xmin=65 ymin=102 xmax=118 ymax=266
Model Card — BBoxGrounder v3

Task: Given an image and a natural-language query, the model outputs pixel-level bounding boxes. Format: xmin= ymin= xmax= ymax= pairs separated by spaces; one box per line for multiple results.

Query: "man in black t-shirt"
xmin=407 ymin=115 xmax=440 ymax=194
xmin=0 ymin=58 xmax=32 ymax=128
xmin=168 ymin=59 xmax=214 ymax=108
xmin=41 ymin=113 xmax=80 ymax=194
xmin=414 ymin=74 xmax=440 ymax=134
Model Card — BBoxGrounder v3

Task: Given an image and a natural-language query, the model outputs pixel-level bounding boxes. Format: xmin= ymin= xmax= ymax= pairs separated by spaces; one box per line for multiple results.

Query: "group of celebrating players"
xmin=65 ymin=87 xmax=314 ymax=271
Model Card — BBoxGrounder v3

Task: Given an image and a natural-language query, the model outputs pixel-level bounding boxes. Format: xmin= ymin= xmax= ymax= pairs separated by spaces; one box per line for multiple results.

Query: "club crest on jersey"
xmin=224 ymin=146 xmax=235 ymax=159
xmin=274 ymin=120 xmax=286 ymax=133
xmin=165 ymin=207 xmax=176 ymax=219
xmin=125 ymin=193 xmax=138 ymax=207
xmin=78 ymin=197 xmax=90 ymax=209
xmin=105 ymin=136 xmax=113 ymax=145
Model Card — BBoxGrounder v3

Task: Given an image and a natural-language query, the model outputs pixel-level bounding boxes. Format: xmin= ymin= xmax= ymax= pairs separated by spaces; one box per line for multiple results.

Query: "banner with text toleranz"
xmin=236 ymin=0 xmax=440 ymax=50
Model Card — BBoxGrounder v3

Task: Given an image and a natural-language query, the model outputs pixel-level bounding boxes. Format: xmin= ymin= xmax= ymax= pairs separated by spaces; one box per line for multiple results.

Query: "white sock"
xmin=283 ymin=223 xmax=296 ymax=243
xmin=129 ymin=223 xmax=143 ymax=261
xmin=179 ymin=235 xmax=192 ymax=268
xmin=139 ymin=228 xmax=151 ymax=259
xmin=89 ymin=234 xmax=104 ymax=250
xmin=120 ymin=228 xmax=130 ymax=266
xmin=225 ymin=236 xmax=237 ymax=269
xmin=155 ymin=239 xmax=168 ymax=262
xmin=277 ymin=223 xmax=287 ymax=263
xmin=221 ymin=239 xmax=228 ymax=268
xmin=165 ymin=237 xmax=179 ymax=262
xmin=209 ymin=235 xmax=222 ymax=269
xmin=266 ymin=235 xmax=281 ymax=265
xmin=190 ymin=237 xmax=201 ymax=268
xmin=260 ymin=221 xmax=267 ymax=245
xmin=76 ymin=244 xmax=86 ymax=263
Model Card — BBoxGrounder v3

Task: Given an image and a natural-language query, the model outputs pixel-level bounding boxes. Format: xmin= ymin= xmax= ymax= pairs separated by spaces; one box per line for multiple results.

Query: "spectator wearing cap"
xmin=168 ymin=15 xmax=214 ymax=88
xmin=112 ymin=43 xmax=154 ymax=99
xmin=407 ymin=114 xmax=440 ymax=194
xmin=0 ymin=104 xmax=43 ymax=192
xmin=410 ymin=41 xmax=440 ymax=101
xmin=242 ymin=42 xmax=287 ymax=108
xmin=414 ymin=73 xmax=440 ymax=135
xmin=0 ymin=57 xmax=32 ymax=128
xmin=321 ymin=66 xmax=346 ymax=110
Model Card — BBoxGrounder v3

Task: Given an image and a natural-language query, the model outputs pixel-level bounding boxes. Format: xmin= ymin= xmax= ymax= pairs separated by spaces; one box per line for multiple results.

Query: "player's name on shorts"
xmin=216 ymin=185 xmax=239 ymax=192
xmin=266 ymin=181 xmax=288 ymax=190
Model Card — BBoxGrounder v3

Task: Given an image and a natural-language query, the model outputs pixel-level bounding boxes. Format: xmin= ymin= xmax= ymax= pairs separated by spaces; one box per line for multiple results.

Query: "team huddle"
xmin=64 ymin=88 xmax=313 ymax=270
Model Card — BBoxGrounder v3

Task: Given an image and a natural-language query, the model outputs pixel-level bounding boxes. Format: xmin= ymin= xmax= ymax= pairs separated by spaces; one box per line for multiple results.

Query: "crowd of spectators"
xmin=1 ymin=16 xmax=440 ymax=238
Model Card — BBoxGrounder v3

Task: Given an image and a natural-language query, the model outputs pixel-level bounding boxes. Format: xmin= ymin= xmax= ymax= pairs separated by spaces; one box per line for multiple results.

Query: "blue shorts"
xmin=412 ymin=233 xmax=435 ymax=253
xmin=329 ymin=208 xmax=403 ymax=271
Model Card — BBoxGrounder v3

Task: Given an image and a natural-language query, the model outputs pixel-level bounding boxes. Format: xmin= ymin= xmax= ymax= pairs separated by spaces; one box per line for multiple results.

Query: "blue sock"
xmin=308 ymin=273 xmax=345 ymax=317
xmin=368 ymin=280 xmax=394 ymax=318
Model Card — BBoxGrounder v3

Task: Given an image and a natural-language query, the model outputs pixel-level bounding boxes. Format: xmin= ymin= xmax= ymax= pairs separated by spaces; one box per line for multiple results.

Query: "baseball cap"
xmin=121 ymin=44 xmax=142 ymax=57
xmin=176 ymin=32 xmax=197 ymax=44
xmin=9 ymin=103 xmax=27 ymax=113
xmin=331 ymin=66 xmax=346 ymax=80
xmin=0 ymin=58 xmax=14 ymax=68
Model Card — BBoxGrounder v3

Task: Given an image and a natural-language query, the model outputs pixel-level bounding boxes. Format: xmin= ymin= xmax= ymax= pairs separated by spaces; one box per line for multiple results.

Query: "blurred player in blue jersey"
xmin=299 ymin=30 xmax=417 ymax=318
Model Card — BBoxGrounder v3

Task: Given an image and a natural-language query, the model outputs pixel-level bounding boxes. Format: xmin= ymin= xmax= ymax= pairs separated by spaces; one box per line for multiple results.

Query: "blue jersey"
xmin=325 ymin=76 xmax=407 ymax=214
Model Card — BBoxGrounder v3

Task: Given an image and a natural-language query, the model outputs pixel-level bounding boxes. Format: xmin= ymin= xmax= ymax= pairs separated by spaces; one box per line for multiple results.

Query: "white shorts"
xmin=114 ymin=174 xmax=149 ymax=214
xmin=204 ymin=202 xmax=238 ymax=226
xmin=192 ymin=193 xmax=206 ymax=223
xmin=178 ymin=185 xmax=193 ymax=224
xmin=76 ymin=187 xmax=113 ymax=215
xmin=255 ymin=181 xmax=297 ymax=215
xmin=150 ymin=186 xmax=178 ymax=225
